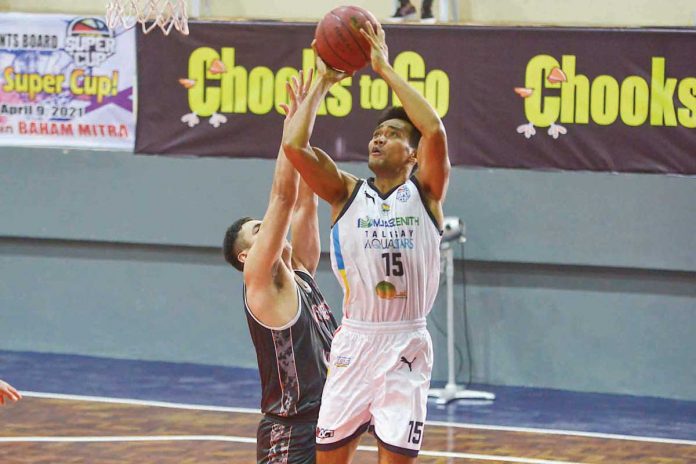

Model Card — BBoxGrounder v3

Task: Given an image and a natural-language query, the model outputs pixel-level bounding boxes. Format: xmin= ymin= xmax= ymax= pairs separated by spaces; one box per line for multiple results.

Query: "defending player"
xmin=223 ymin=70 xmax=338 ymax=464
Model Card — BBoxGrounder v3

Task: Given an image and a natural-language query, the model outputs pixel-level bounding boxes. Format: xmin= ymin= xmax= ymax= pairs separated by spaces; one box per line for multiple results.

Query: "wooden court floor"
xmin=0 ymin=396 xmax=694 ymax=463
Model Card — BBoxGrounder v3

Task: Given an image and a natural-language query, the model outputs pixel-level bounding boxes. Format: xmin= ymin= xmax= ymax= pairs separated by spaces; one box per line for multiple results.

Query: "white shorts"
xmin=315 ymin=318 xmax=433 ymax=457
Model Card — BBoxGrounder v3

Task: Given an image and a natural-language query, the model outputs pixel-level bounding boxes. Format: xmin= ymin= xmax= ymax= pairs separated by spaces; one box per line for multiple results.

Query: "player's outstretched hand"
xmin=280 ymin=68 xmax=314 ymax=122
xmin=0 ymin=379 xmax=22 ymax=406
xmin=360 ymin=21 xmax=389 ymax=74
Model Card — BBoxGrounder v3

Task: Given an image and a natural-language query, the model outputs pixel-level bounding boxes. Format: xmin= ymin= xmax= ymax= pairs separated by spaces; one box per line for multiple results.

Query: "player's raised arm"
xmin=361 ymin=22 xmax=450 ymax=204
xmin=290 ymin=176 xmax=320 ymax=276
xmin=243 ymin=72 xmax=311 ymax=292
xmin=282 ymin=51 xmax=358 ymax=209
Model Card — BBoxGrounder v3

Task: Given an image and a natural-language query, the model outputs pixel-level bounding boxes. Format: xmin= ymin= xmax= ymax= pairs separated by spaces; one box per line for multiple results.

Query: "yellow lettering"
xmin=97 ymin=74 xmax=113 ymax=103
xmin=677 ymin=77 xmax=696 ymax=128
xmin=220 ymin=47 xmax=247 ymax=114
xmin=650 ymin=57 xmax=677 ymax=126
xmin=0 ymin=68 xmax=64 ymax=100
xmin=248 ymin=66 xmax=274 ymax=115
xmin=371 ymin=78 xmax=389 ymax=111
xmin=359 ymin=75 xmax=388 ymax=110
xmin=590 ymin=75 xmax=619 ymax=125
xmin=2 ymin=67 xmax=14 ymax=93
xmin=43 ymin=74 xmax=55 ymax=92
xmin=524 ymin=55 xmax=560 ymax=127
xmin=424 ymin=70 xmax=449 ymax=117
xmin=70 ymin=69 xmax=84 ymax=97
xmin=560 ymin=55 xmax=589 ymax=124
xmin=619 ymin=76 xmax=649 ymax=126
xmin=326 ymin=77 xmax=352 ymax=117
xmin=359 ymin=75 xmax=372 ymax=109
xmin=188 ymin=47 xmax=221 ymax=117
xmin=392 ymin=51 xmax=425 ymax=107
xmin=28 ymin=74 xmax=42 ymax=100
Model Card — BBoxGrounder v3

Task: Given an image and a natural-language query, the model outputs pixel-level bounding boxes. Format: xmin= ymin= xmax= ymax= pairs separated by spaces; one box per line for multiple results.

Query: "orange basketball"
xmin=314 ymin=5 xmax=380 ymax=74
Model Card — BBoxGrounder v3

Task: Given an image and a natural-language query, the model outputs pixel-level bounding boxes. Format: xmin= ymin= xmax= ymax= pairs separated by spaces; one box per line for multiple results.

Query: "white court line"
xmin=21 ymin=391 xmax=696 ymax=446
xmin=426 ymin=420 xmax=696 ymax=446
xmin=0 ymin=435 xmax=255 ymax=444
xmin=23 ymin=391 xmax=257 ymax=414
xmin=0 ymin=435 xmax=583 ymax=464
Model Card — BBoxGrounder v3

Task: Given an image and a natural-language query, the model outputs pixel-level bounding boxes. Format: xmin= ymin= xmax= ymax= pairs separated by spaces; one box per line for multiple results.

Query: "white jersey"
xmin=329 ymin=177 xmax=442 ymax=322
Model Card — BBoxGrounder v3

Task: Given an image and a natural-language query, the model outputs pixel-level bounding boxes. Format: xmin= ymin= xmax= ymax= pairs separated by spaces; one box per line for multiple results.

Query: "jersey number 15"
xmin=382 ymin=252 xmax=404 ymax=276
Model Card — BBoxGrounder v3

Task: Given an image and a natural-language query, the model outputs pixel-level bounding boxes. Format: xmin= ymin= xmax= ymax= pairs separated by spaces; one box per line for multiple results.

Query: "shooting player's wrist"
xmin=375 ymin=60 xmax=394 ymax=78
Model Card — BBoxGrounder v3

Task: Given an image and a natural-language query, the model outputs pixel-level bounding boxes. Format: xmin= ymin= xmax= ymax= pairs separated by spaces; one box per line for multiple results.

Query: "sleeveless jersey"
xmin=330 ymin=177 xmax=442 ymax=322
xmin=244 ymin=270 xmax=337 ymax=418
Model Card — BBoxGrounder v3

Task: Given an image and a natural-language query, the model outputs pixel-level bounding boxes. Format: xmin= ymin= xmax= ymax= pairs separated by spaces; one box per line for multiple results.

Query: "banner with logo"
xmin=136 ymin=22 xmax=695 ymax=175
xmin=0 ymin=13 xmax=135 ymax=149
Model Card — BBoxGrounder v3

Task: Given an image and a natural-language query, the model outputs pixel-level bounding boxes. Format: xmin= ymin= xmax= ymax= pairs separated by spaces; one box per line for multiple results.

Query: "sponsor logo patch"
xmin=400 ymin=356 xmax=417 ymax=372
xmin=375 ymin=281 xmax=408 ymax=300
xmin=316 ymin=427 xmax=335 ymax=439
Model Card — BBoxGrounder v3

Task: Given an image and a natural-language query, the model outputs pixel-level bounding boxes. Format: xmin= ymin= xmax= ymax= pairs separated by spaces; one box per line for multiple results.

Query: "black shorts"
xmin=256 ymin=415 xmax=317 ymax=464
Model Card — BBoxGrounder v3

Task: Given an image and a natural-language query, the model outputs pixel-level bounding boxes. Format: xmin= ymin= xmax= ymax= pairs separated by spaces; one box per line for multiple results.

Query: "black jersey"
xmin=244 ymin=269 xmax=337 ymax=418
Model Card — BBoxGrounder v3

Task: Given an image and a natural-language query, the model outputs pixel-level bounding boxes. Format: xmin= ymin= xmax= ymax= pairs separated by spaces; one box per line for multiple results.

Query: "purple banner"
xmin=136 ymin=22 xmax=696 ymax=175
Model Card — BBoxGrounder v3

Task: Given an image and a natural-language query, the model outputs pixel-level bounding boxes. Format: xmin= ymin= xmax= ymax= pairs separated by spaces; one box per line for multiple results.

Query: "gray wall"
xmin=1 ymin=147 xmax=694 ymax=400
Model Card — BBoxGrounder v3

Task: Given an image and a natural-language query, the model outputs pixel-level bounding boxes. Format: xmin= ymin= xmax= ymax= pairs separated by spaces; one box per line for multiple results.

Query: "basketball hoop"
xmin=106 ymin=0 xmax=189 ymax=35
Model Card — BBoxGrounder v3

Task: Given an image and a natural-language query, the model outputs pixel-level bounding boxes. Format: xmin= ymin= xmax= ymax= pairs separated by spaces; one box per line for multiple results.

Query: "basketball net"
xmin=106 ymin=0 xmax=189 ymax=35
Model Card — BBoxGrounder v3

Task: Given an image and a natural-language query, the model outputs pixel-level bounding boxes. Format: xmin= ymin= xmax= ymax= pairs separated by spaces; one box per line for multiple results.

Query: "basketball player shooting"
xmin=283 ymin=22 xmax=450 ymax=464
xmin=223 ymin=69 xmax=338 ymax=464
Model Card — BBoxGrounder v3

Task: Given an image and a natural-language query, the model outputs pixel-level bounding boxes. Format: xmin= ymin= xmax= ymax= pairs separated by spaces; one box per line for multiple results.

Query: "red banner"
xmin=136 ymin=22 xmax=696 ymax=175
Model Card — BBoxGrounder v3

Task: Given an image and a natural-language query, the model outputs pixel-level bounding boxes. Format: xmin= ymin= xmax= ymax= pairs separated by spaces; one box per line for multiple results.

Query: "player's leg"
xmin=256 ymin=417 xmax=277 ymax=464
xmin=371 ymin=328 xmax=433 ymax=462
xmin=258 ymin=417 xmax=317 ymax=464
xmin=315 ymin=327 xmax=376 ymax=463
xmin=378 ymin=445 xmax=417 ymax=464
xmin=316 ymin=434 xmax=362 ymax=464
xmin=289 ymin=421 xmax=319 ymax=464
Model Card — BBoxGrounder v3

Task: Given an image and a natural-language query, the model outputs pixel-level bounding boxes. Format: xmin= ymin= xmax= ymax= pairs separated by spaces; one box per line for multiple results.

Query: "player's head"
xmin=368 ymin=106 xmax=421 ymax=177
xmin=223 ymin=217 xmax=256 ymax=272
xmin=223 ymin=217 xmax=292 ymax=272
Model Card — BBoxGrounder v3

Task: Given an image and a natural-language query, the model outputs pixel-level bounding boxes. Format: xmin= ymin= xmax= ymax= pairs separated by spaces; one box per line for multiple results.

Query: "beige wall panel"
xmin=467 ymin=0 xmax=692 ymax=27
xmin=0 ymin=1 xmax=690 ymax=27
xmin=0 ymin=0 xmax=392 ymax=20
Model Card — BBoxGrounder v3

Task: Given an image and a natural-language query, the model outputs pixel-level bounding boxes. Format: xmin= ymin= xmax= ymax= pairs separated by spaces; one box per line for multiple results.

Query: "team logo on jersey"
xmin=381 ymin=203 xmax=391 ymax=214
xmin=316 ymin=428 xmax=335 ymax=439
xmin=335 ymin=356 xmax=351 ymax=367
xmin=375 ymin=281 xmax=408 ymax=300
xmin=396 ymin=185 xmax=411 ymax=202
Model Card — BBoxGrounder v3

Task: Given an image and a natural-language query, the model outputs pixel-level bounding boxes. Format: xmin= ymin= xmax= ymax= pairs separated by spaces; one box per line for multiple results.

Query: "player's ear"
xmin=408 ymin=145 xmax=418 ymax=163
xmin=238 ymin=249 xmax=248 ymax=265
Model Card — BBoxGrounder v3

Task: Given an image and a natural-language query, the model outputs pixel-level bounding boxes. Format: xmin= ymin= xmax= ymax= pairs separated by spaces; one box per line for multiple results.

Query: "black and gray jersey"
xmin=244 ymin=269 xmax=337 ymax=419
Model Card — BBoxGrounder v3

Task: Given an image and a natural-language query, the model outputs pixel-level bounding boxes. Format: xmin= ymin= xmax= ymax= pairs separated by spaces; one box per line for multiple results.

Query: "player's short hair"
xmin=223 ymin=217 xmax=254 ymax=271
xmin=376 ymin=106 xmax=422 ymax=149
